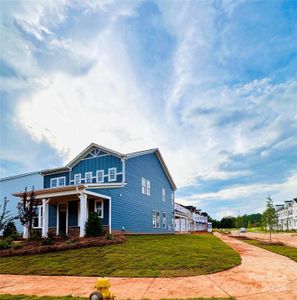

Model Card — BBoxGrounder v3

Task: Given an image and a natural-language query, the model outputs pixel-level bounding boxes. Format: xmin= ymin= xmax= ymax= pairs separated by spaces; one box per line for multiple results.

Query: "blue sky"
xmin=0 ymin=0 xmax=296 ymax=219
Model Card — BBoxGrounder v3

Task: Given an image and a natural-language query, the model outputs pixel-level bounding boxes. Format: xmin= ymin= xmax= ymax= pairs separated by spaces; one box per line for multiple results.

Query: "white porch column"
xmin=42 ymin=199 xmax=49 ymax=238
xmin=79 ymin=193 xmax=87 ymax=237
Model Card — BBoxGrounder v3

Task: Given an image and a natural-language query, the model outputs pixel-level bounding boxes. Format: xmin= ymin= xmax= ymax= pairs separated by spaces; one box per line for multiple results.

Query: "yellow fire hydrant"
xmin=89 ymin=277 xmax=115 ymax=300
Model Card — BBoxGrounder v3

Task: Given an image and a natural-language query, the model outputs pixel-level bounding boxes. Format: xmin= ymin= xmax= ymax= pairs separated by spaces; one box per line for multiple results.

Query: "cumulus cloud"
xmin=1 ymin=0 xmax=297 ymax=217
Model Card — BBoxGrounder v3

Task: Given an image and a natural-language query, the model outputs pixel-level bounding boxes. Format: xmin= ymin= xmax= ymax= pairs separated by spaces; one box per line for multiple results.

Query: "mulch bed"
xmin=0 ymin=234 xmax=125 ymax=257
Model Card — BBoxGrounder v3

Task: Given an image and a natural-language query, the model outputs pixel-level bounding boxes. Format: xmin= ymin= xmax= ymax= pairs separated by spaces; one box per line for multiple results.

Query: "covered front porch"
xmin=14 ymin=186 xmax=111 ymax=238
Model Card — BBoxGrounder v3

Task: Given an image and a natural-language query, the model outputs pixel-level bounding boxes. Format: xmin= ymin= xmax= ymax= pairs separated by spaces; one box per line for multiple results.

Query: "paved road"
xmin=0 ymin=233 xmax=296 ymax=299
xmin=233 ymin=231 xmax=297 ymax=248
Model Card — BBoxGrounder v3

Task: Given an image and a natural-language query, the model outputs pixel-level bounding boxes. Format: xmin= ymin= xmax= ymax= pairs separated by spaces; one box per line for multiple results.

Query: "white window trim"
xmin=85 ymin=172 xmax=93 ymax=184
xmin=94 ymin=199 xmax=104 ymax=219
xmin=142 ymin=177 xmax=146 ymax=195
xmin=74 ymin=173 xmax=81 ymax=185
xmin=152 ymin=210 xmax=157 ymax=228
xmin=146 ymin=180 xmax=151 ymax=196
xmin=33 ymin=205 xmax=43 ymax=228
xmin=156 ymin=210 xmax=160 ymax=228
xmin=50 ymin=176 xmax=66 ymax=188
xmin=108 ymin=167 xmax=117 ymax=182
xmin=96 ymin=170 xmax=104 ymax=183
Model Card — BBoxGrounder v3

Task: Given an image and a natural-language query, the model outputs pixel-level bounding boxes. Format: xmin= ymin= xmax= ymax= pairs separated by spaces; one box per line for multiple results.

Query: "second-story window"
xmin=74 ymin=174 xmax=81 ymax=185
xmin=85 ymin=172 xmax=92 ymax=183
xmin=162 ymin=188 xmax=166 ymax=202
xmin=50 ymin=177 xmax=66 ymax=188
xmin=171 ymin=192 xmax=174 ymax=205
xmin=96 ymin=170 xmax=104 ymax=183
xmin=108 ymin=168 xmax=117 ymax=181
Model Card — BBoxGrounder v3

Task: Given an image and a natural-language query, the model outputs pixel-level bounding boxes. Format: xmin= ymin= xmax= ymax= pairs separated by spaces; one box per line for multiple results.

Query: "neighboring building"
xmin=174 ymin=203 xmax=208 ymax=232
xmin=10 ymin=143 xmax=176 ymax=237
xmin=275 ymin=198 xmax=297 ymax=230
xmin=0 ymin=171 xmax=43 ymax=233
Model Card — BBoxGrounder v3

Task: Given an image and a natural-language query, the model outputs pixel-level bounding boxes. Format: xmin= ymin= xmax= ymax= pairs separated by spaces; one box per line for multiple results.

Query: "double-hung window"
xmin=74 ymin=174 xmax=81 ymax=185
xmin=152 ymin=210 xmax=157 ymax=228
xmin=141 ymin=177 xmax=151 ymax=196
xmin=108 ymin=168 xmax=117 ymax=182
xmin=85 ymin=172 xmax=92 ymax=183
xmin=33 ymin=206 xmax=43 ymax=228
xmin=94 ymin=200 xmax=104 ymax=218
xmin=156 ymin=210 xmax=160 ymax=228
xmin=171 ymin=192 xmax=174 ymax=205
xmin=162 ymin=212 xmax=166 ymax=229
xmin=50 ymin=176 xmax=66 ymax=188
xmin=162 ymin=188 xmax=166 ymax=202
xmin=96 ymin=170 xmax=104 ymax=183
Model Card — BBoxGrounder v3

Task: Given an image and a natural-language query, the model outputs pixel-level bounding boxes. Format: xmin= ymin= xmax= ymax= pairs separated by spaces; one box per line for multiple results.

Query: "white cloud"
xmin=3 ymin=0 xmax=297 ymax=194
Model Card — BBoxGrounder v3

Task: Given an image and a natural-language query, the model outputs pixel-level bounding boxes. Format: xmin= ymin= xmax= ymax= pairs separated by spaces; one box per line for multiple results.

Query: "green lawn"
xmin=0 ymin=234 xmax=240 ymax=277
xmin=243 ymin=239 xmax=297 ymax=262
xmin=0 ymin=295 xmax=234 ymax=300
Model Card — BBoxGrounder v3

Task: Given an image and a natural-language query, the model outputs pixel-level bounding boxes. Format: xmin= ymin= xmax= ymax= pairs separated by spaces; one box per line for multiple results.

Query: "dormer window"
xmin=85 ymin=172 xmax=92 ymax=183
xmin=108 ymin=168 xmax=117 ymax=182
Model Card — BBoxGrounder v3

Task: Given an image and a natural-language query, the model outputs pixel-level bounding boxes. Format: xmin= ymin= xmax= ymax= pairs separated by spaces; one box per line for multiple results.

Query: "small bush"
xmin=29 ymin=230 xmax=42 ymax=241
xmin=9 ymin=232 xmax=22 ymax=240
xmin=41 ymin=238 xmax=54 ymax=245
xmin=65 ymin=239 xmax=76 ymax=245
xmin=3 ymin=221 xmax=17 ymax=237
xmin=12 ymin=241 xmax=23 ymax=249
xmin=0 ymin=240 xmax=11 ymax=250
xmin=105 ymin=233 xmax=113 ymax=240
xmin=85 ymin=212 xmax=103 ymax=237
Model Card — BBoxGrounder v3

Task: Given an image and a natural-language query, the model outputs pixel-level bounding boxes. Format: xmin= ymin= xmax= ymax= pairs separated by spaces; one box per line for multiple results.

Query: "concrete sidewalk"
xmin=0 ymin=233 xmax=296 ymax=299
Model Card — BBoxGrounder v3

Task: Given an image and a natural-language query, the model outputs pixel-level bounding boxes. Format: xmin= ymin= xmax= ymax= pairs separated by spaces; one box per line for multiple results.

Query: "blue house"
xmin=13 ymin=143 xmax=177 ymax=237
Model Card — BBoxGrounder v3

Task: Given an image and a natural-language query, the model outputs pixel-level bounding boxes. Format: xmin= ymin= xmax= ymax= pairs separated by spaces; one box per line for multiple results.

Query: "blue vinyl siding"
xmin=87 ymin=153 xmax=175 ymax=233
xmin=70 ymin=155 xmax=123 ymax=184
xmin=49 ymin=204 xmax=57 ymax=227
xmin=44 ymin=172 xmax=70 ymax=189
xmin=68 ymin=201 xmax=78 ymax=227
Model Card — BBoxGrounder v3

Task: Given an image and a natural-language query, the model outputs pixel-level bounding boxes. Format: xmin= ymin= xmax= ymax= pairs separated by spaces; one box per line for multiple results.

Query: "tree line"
xmin=209 ymin=213 xmax=262 ymax=229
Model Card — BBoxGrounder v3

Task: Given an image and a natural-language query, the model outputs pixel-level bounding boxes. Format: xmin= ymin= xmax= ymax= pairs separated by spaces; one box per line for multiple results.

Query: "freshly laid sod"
xmin=243 ymin=239 xmax=297 ymax=262
xmin=0 ymin=234 xmax=240 ymax=277
xmin=0 ymin=295 xmax=234 ymax=300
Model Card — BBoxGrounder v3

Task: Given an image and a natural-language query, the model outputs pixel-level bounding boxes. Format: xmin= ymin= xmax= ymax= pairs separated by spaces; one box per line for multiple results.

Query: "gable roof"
xmin=66 ymin=143 xmax=125 ymax=168
xmin=41 ymin=143 xmax=177 ymax=190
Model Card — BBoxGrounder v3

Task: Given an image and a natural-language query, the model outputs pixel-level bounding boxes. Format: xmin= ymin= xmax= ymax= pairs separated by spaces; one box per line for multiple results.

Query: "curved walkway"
xmin=0 ymin=233 xmax=296 ymax=299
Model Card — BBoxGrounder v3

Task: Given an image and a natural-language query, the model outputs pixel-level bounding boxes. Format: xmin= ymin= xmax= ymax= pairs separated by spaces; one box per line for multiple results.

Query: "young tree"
xmin=0 ymin=197 xmax=16 ymax=232
xmin=262 ymin=196 xmax=277 ymax=243
xmin=17 ymin=187 xmax=37 ymax=239
xmin=236 ymin=215 xmax=243 ymax=229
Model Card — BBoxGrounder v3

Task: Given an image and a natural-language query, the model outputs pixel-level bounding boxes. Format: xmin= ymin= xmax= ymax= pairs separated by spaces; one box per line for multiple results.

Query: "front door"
xmin=59 ymin=204 xmax=67 ymax=235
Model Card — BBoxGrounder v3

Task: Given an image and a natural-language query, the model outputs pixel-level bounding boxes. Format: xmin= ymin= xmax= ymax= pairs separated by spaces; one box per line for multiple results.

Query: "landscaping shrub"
xmin=65 ymin=239 xmax=76 ymax=245
xmin=0 ymin=240 xmax=11 ymax=250
xmin=41 ymin=238 xmax=54 ymax=245
xmin=29 ymin=230 xmax=42 ymax=241
xmin=12 ymin=241 xmax=23 ymax=249
xmin=3 ymin=221 xmax=17 ymax=237
xmin=85 ymin=212 xmax=103 ymax=237
xmin=105 ymin=233 xmax=113 ymax=240
xmin=8 ymin=232 xmax=22 ymax=240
